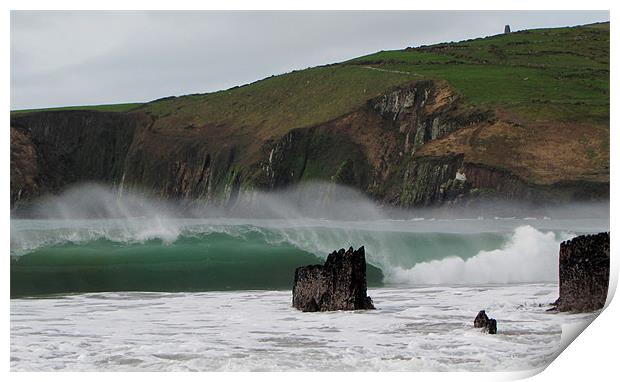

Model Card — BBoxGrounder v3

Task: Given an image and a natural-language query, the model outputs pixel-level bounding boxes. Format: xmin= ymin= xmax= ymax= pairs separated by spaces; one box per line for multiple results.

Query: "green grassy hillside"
xmin=350 ymin=22 xmax=609 ymax=124
xmin=14 ymin=22 xmax=608 ymax=130
xmin=137 ymin=66 xmax=414 ymax=139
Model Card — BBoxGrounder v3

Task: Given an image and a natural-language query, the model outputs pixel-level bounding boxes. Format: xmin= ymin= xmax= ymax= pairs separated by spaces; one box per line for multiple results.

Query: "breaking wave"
xmin=10 ymin=184 xmax=607 ymax=297
xmin=387 ymin=225 xmax=567 ymax=284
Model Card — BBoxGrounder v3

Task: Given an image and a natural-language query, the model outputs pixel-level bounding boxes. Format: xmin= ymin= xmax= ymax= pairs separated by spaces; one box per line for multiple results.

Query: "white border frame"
xmin=3 ymin=2 xmax=616 ymax=381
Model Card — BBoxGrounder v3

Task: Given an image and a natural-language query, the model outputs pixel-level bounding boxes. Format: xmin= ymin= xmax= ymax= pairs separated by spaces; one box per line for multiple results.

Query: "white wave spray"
xmin=387 ymin=226 xmax=565 ymax=284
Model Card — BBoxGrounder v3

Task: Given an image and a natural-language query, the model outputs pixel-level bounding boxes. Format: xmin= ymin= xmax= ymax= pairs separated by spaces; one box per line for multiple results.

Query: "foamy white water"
xmin=10 ymin=284 xmax=598 ymax=371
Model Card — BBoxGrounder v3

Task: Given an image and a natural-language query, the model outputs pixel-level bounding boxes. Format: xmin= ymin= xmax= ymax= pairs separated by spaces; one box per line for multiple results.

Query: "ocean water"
xmin=10 ymin=285 xmax=599 ymax=371
xmin=9 ymin=185 xmax=610 ymax=371
xmin=10 ymin=216 xmax=608 ymax=296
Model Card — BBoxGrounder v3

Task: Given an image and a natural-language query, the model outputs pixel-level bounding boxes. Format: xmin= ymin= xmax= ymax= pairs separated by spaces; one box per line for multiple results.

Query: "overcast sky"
xmin=10 ymin=10 xmax=609 ymax=110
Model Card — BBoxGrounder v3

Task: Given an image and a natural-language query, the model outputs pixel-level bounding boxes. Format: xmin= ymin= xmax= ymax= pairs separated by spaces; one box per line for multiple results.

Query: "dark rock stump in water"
xmin=292 ymin=246 xmax=375 ymax=312
xmin=555 ymin=232 xmax=610 ymax=312
xmin=474 ymin=310 xmax=489 ymax=328
xmin=474 ymin=310 xmax=497 ymax=334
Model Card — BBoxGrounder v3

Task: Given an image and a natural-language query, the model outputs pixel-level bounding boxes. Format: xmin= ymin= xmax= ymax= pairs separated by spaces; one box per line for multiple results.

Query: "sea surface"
xmin=10 ymin=196 xmax=609 ymax=371
xmin=10 ymin=216 xmax=608 ymax=296
xmin=10 ymin=285 xmax=598 ymax=371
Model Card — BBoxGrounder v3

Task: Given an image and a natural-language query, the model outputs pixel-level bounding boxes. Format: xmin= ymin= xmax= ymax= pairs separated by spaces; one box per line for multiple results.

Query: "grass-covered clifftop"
xmin=11 ymin=102 xmax=143 ymax=115
xmin=11 ymin=22 xmax=609 ymax=209
xmin=351 ymin=22 xmax=608 ymax=122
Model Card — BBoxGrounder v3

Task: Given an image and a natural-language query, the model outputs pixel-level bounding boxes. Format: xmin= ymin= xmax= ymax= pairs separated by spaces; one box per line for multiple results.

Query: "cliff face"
xmin=10 ymin=79 xmax=608 ymax=211
xmin=10 ymin=111 xmax=143 ymax=208
xmin=246 ymin=80 xmax=606 ymax=207
xmin=250 ymin=80 xmax=490 ymax=206
xmin=11 ymin=127 xmax=39 ymax=205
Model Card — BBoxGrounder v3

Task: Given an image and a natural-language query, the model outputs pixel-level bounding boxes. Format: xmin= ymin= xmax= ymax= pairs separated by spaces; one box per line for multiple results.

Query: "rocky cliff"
xmin=10 ymin=23 xmax=609 ymax=211
xmin=10 ymin=78 xmax=608 ymax=211
xmin=10 ymin=111 xmax=143 ymax=209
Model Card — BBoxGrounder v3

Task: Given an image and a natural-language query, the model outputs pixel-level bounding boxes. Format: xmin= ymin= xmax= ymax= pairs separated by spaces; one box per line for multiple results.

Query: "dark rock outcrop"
xmin=555 ymin=232 xmax=610 ymax=312
xmin=292 ymin=246 xmax=375 ymax=312
xmin=474 ymin=310 xmax=497 ymax=334
xmin=474 ymin=310 xmax=489 ymax=328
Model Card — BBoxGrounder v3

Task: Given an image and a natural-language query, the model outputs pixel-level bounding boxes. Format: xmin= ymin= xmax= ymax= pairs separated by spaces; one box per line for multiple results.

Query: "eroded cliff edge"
xmin=10 ymin=79 xmax=608 ymax=211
